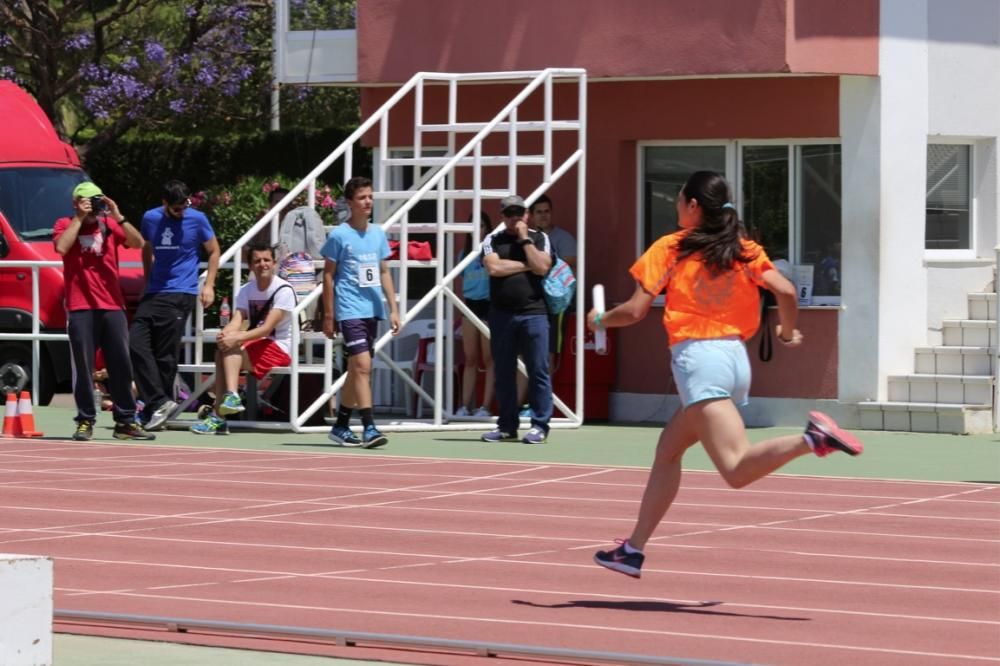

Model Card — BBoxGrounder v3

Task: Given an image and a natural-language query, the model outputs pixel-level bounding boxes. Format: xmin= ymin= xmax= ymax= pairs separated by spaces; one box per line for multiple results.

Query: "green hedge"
xmin=84 ymin=127 xmax=371 ymax=222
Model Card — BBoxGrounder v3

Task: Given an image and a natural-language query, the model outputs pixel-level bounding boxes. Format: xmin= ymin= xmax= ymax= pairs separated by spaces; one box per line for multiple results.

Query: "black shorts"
xmin=465 ymin=298 xmax=490 ymax=320
xmin=340 ymin=317 xmax=378 ymax=357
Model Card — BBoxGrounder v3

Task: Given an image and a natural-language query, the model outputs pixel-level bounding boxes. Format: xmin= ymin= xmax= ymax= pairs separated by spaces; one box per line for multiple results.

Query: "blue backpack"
xmin=543 ymin=257 xmax=576 ymax=314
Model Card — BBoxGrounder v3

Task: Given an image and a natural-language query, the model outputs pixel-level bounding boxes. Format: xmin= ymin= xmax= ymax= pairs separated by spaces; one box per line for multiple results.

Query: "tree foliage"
xmin=0 ymin=0 xmax=358 ymax=155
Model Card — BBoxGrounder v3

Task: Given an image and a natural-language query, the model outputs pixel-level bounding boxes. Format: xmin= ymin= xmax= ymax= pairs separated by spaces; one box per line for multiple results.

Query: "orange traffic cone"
xmin=17 ymin=391 xmax=42 ymax=438
xmin=2 ymin=393 xmax=22 ymax=437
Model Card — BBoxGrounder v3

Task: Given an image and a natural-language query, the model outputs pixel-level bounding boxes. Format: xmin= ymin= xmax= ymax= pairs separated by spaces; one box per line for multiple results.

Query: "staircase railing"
xmin=188 ymin=68 xmax=587 ymax=432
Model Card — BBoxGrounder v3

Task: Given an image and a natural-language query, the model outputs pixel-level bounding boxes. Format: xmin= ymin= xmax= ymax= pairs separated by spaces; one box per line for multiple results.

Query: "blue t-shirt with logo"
xmin=140 ymin=207 xmax=215 ymax=294
xmin=320 ymin=222 xmax=391 ymax=321
xmin=460 ymin=250 xmax=489 ymax=301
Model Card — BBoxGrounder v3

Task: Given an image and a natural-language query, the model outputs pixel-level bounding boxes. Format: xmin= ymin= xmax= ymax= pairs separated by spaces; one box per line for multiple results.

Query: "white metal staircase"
xmin=178 ymin=68 xmax=589 ymax=433
xmin=857 ymin=291 xmax=994 ymax=434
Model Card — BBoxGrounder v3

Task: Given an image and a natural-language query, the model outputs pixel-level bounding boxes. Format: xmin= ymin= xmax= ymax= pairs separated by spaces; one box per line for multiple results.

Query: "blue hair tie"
xmin=722 ymin=202 xmax=736 ymax=210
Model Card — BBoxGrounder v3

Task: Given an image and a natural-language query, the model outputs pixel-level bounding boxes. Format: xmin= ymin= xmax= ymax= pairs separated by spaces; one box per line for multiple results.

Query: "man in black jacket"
xmin=480 ymin=195 xmax=554 ymax=444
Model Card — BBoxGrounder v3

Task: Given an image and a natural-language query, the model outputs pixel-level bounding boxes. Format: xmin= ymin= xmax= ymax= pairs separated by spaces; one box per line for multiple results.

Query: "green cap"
xmin=72 ymin=182 xmax=103 ymax=199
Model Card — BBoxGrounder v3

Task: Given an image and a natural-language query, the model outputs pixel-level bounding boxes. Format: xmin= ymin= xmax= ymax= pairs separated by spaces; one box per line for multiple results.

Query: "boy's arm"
xmin=322 ymin=259 xmax=337 ymax=339
xmin=380 ymin=261 xmax=400 ymax=335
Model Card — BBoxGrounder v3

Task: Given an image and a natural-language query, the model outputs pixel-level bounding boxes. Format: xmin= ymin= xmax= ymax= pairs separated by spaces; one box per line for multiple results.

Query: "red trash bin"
xmin=553 ymin=315 xmax=615 ymax=420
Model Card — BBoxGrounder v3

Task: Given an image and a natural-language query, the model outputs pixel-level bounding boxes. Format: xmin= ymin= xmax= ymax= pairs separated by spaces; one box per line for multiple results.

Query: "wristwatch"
xmin=517 ymin=237 xmax=532 ymax=247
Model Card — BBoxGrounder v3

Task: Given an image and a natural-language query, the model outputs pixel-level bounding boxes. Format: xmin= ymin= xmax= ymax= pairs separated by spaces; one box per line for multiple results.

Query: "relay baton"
xmin=593 ymin=284 xmax=608 ymax=355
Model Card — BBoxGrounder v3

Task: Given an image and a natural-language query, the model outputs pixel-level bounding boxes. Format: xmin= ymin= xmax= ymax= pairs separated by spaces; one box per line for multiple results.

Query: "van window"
xmin=0 ymin=168 xmax=86 ymax=240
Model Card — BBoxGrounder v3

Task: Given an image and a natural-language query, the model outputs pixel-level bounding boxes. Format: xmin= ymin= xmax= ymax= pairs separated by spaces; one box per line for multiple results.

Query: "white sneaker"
xmin=473 ymin=406 xmax=491 ymax=417
xmin=454 ymin=406 xmax=470 ymax=417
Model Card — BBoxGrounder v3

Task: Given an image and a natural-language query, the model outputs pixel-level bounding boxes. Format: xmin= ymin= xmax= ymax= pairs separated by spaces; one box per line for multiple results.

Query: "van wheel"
xmin=0 ymin=343 xmax=55 ymax=406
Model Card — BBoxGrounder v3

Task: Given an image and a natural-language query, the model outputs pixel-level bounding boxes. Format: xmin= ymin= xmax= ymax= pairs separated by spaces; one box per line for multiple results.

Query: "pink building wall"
xmin=361 ymin=75 xmax=841 ymax=397
xmin=357 ymin=0 xmax=878 ymax=83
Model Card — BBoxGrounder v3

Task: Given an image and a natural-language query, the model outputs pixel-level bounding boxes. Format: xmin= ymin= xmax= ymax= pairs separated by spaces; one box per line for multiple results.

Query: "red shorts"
xmin=242 ymin=338 xmax=292 ymax=379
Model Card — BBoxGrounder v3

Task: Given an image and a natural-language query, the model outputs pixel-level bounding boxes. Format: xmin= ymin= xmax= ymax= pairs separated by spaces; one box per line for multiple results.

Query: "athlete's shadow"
xmin=511 ymin=599 xmax=808 ymax=621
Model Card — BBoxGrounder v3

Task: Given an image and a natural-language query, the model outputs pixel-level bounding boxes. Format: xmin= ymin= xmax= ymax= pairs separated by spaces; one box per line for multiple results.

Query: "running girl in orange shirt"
xmin=588 ymin=171 xmax=862 ymax=578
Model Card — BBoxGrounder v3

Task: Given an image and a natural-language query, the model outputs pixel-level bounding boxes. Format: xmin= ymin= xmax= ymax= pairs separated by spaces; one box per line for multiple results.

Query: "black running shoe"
xmin=113 ymin=421 xmax=156 ymax=441
xmin=594 ymin=539 xmax=644 ymax=578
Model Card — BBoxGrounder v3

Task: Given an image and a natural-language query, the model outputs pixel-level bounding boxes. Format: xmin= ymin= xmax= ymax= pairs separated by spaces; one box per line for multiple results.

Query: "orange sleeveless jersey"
xmin=629 ymin=232 xmax=775 ymax=346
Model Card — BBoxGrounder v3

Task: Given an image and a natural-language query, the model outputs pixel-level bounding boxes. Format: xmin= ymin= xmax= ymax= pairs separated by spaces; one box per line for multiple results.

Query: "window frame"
xmin=636 ymin=138 xmax=842 ymax=306
xmin=925 ymin=138 xmax=976 ymax=259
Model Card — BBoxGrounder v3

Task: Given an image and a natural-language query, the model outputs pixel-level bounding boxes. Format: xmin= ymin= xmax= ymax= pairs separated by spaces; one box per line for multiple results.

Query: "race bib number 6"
xmin=359 ymin=262 xmax=379 ymax=287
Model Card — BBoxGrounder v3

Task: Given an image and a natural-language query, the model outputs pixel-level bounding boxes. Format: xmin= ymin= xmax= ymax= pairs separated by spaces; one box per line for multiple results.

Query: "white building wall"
xmin=925 ymin=0 xmax=1000 ymax=340
xmin=866 ymin=0 xmax=932 ymax=399
xmin=839 ymin=76 xmax=882 ymax=402
xmin=840 ymin=0 xmax=1000 ymax=401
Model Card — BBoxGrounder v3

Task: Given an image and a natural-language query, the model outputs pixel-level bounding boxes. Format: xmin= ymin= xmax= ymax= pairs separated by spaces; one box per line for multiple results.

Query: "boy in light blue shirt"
xmin=321 ymin=176 xmax=400 ymax=448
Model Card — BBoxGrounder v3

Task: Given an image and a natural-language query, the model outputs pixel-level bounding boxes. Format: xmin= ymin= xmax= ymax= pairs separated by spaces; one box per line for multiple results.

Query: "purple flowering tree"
xmin=0 ymin=0 xmax=277 ymax=155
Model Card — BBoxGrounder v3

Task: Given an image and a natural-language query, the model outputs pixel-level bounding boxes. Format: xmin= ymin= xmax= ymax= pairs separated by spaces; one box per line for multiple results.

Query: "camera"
xmin=89 ymin=195 xmax=107 ymax=213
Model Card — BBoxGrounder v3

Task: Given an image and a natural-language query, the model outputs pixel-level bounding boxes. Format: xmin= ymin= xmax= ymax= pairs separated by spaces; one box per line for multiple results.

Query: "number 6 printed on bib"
xmin=359 ymin=261 xmax=379 ymax=287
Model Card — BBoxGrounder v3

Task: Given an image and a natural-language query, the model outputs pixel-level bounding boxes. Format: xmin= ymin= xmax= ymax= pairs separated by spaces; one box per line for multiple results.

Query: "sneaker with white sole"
xmin=218 ymin=391 xmax=245 ymax=416
xmin=454 ymin=406 xmax=471 ymax=417
xmin=362 ymin=425 xmax=388 ymax=449
xmin=521 ymin=427 xmax=547 ymax=444
xmin=481 ymin=428 xmax=518 ymax=443
xmin=594 ymin=539 xmax=644 ymax=578
xmin=473 ymin=406 xmax=491 ymax=417
xmin=328 ymin=425 xmax=363 ymax=447
xmin=190 ymin=414 xmax=229 ymax=435
xmin=805 ymin=411 xmax=863 ymax=457
xmin=145 ymin=399 xmax=178 ymax=431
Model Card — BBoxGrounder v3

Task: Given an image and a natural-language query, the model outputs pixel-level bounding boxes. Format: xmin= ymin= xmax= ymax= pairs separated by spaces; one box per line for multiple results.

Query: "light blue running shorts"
xmin=670 ymin=336 xmax=751 ymax=408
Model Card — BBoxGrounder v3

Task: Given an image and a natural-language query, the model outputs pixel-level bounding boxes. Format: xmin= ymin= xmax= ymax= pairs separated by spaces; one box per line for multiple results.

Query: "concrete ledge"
xmin=1 ymin=554 xmax=53 ymax=666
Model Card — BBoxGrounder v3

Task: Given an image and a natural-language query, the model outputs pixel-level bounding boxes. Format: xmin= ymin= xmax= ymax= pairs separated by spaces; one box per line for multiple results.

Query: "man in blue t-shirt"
xmin=130 ymin=180 xmax=221 ymax=430
xmin=321 ymin=176 xmax=400 ymax=449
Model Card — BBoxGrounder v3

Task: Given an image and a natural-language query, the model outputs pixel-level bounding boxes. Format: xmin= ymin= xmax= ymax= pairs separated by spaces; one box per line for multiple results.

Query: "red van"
xmin=0 ymin=81 xmax=143 ymax=404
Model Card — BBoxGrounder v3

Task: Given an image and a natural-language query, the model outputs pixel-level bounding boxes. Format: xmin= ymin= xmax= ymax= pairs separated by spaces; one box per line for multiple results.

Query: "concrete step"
xmin=914 ymin=346 xmax=993 ymax=376
xmin=886 ymin=373 xmax=992 ymax=405
xmin=857 ymin=401 xmax=991 ymax=434
xmin=967 ymin=293 xmax=997 ymax=321
xmin=942 ymin=320 xmax=996 ymax=347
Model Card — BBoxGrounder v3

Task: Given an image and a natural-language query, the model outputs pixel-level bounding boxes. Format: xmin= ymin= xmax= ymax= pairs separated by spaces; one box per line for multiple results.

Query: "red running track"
xmin=0 ymin=440 xmax=998 ymax=666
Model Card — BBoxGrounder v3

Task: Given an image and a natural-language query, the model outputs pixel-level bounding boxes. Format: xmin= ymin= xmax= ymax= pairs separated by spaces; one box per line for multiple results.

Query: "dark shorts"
xmin=465 ymin=298 xmax=490 ymax=320
xmin=549 ymin=311 xmax=567 ymax=355
xmin=340 ymin=317 xmax=378 ymax=357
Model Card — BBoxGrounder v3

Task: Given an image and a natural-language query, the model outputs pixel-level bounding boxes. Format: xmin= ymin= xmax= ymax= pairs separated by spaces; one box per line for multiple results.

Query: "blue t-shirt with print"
xmin=320 ymin=222 xmax=391 ymax=321
xmin=460 ymin=250 xmax=489 ymax=301
xmin=140 ymin=207 xmax=215 ymax=294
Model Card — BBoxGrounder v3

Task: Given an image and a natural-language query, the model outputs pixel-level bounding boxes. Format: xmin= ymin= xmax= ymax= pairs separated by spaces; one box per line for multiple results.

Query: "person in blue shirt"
xmin=130 ymin=180 xmax=220 ymax=430
xmin=455 ymin=212 xmax=495 ymax=418
xmin=321 ymin=176 xmax=400 ymax=448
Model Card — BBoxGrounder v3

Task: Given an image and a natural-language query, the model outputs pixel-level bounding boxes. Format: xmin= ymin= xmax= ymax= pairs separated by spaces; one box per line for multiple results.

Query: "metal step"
xmin=375 ymin=189 xmax=510 ymax=200
xmin=417 ymin=120 xmax=581 ymax=132
xmin=382 ymin=155 xmax=546 ymax=167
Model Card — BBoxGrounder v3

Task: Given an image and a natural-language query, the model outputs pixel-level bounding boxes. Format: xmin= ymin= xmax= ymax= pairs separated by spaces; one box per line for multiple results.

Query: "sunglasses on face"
xmin=167 ymin=198 xmax=191 ymax=216
xmin=502 ymin=207 xmax=526 ymax=218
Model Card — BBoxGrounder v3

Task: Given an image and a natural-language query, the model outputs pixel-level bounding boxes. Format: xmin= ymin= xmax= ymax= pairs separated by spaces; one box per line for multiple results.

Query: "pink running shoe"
xmin=805 ymin=411 xmax=864 ymax=457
